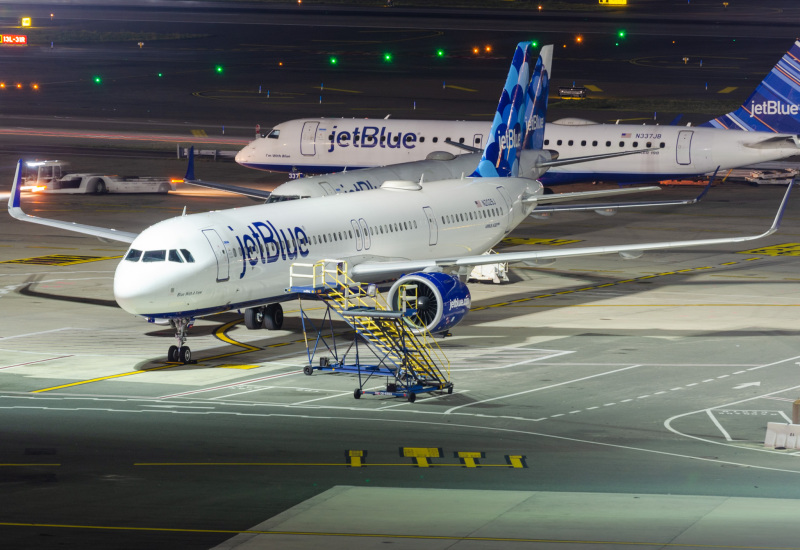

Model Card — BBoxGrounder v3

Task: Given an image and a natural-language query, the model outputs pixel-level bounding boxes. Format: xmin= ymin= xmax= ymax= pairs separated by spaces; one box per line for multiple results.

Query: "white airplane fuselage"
xmin=114 ymin=176 xmax=535 ymax=319
xmin=235 ymin=118 xmax=800 ymax=185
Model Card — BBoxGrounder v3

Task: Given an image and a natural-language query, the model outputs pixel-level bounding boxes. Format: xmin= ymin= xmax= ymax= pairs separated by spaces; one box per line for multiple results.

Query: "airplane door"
xmin=202 ymin=229 xmax=230 ymax=282
xmin=495 ymin=186 xmax=514 ymax=232
xmin=423 ymin=206 xmax=438 ymax=246
xmin=358 ymin=218 xmax=371 ymax=250
xmin=351 ymin=219 xmax=362 ymax=251
xmin=300 ymin=121 xmax=319 ymax=157
xmin=676 ymin=130 xmax=693 ymax=165
xmin=473 ymin=134 xmax=484 ymax=150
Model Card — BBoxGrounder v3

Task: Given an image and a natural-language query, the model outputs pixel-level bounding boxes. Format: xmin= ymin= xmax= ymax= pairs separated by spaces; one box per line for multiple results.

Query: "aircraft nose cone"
xmin=113 ymin=261 xmax=165 ymax=315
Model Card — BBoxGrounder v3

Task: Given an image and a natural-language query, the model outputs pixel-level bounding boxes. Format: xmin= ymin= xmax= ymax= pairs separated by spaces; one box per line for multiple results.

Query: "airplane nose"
xmin=113 ymin=261 xmax=168 ymax=315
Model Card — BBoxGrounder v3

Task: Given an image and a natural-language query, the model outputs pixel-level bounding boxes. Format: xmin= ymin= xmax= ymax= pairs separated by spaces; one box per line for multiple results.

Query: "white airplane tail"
xmin=471 ymin=42 xmax=552 ymax=178
xmin=703 ymin=39 xmax=800 ymax=133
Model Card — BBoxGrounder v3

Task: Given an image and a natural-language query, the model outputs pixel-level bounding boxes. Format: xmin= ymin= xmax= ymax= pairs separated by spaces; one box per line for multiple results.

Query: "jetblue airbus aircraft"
xmin=235 ymin=41 xmax=800 ymax=185
xmin=9 ymin=43 xmax=792 ymax=366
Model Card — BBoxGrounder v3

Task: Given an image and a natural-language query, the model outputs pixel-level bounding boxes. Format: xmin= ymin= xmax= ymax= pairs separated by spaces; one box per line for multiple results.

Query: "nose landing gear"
xmin=167 ymin=318 xmax=195 ymax=364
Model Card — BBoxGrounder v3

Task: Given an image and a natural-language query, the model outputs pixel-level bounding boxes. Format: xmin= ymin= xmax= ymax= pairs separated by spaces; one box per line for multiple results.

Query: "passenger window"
xmin=619 ymin=141 xmax=624 ymax=147
xmin=459 ymin=137 xmax=465 ymax=144
xmin=125 ymin=249 xmax=142 ymax=262
xmin=592 ymin=140 xmax=598 ymax=146
xmin=433 ymin=137 xmax=438 ymax=143
xmin=475 ymin=137 xmax=481 ymax=145
xmin=544 ymin=139 xmax=549 ymax=145
xmin=606 ymin=141 xmax=611 ymax=147
xmin=557 ymin=139 xmax=562 ymax=146
xmin=420 ymin=137 xmax=425 ymax=143
xmin=142 ymin=250 xmax=166 ymax=262
xmin=660 ymin=142 xmax=666 ymax=148
xmin=581 ymin=140 xmax=586 ymax=146
xmin=568 ymin=140 xmax=573 ymax=146
xmin=168 ymin=250 xmax=183 ymax=263
xmin=633 ymin=141 xmax=639 ymax=147
xmin=646 ymin=142 xmax=652 ymax=148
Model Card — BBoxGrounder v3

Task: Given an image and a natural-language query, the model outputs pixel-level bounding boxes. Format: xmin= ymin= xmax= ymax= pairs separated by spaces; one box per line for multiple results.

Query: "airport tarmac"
xmin=2 ymin=176 xmax=800 ymax=548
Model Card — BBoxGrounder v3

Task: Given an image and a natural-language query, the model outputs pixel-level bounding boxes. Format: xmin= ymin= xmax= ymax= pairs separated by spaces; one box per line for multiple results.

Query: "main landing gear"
xmin=167 ymin=318 xmax=194 ymax=364
xmin=244 ymin=303 xmax=284 ymax=330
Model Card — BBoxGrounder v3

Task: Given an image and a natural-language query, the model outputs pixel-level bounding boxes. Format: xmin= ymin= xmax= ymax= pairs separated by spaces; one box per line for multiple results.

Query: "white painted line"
xmin=291 ymin=391 xmax=354 ymax=405
xmin=779 ymin=411 xmax=793 ymax=423
xmin=637 ymin=395 xmax=649 ymax=399
xmin=717 ymin=375 xmax=729 ymax=379
xmin=569 ymin=410 xmax=581 ymax=414
xmin=706 ymin=409 xmax=734 ymax=441
xmin=686 ymin=383 xmax=698 ymax=387
xmin=453 ymin=349 xmax=574 ymax=372
xmin=0 ymin=327 xmax=74 ymax=341
xmin=620 ymin=399 xmax=632 ymax=403
xmin=670 ymin=387 xmax=682 ymax=391
xmin=158 ymin=370 xmax=303 ymax=399
xmin=444 ymin=364 xmax=645 ymax=414
xmin=702 ymin=379 xmax=714 ymax=383
xmin=0 ymin=355 xmax=73 ymax=370
xmin=654 ymin=391 xmax=666 ymax=395
xmin=603 ymin=403 xmax=616 ymax=407
xmin=587 ymin=406 xmax=599 ymax=410
xmin=550 ymin=414 xmax=564 ymax=418
xmin=733 ymin=370 xmax=747 ymax=375
xmin=211 ymin=386 xmax=274 ymax=400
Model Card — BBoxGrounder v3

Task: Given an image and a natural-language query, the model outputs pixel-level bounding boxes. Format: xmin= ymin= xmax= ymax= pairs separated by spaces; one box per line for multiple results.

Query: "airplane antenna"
xmin=182 ymin=206 xmax=187 ymax=217
xmin=461 ymin=172 xmax=465 ymax=180
xmin=384 ymin=114 xmax=391 ymax=119
xmin=419 ymin=174 xmax=425 ymax=185
xmin=615 ymin=120 xmax=620 ymax=125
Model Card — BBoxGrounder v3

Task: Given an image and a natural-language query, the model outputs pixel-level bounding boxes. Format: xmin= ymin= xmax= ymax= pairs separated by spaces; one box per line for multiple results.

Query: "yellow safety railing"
xmin=290 ymin=259 xmax=450 ymax=384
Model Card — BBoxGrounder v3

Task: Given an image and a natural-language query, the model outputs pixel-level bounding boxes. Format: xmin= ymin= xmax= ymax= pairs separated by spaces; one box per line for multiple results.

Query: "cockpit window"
xmin=142 ymin=250 xmax=166 ymax=262
xmin=125 ymin=249 xmax=142 ymax=262
xmin=168 ymin=249 xmax=184 ymax=263
xmin=267 ymin=129 xmax=280 ymax=139
xmin=180 ymin=249 xmax=195 ymax=263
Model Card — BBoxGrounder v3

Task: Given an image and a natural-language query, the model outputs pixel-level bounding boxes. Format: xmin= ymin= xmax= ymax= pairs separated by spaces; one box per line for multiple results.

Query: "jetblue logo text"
xmin=234 ymin=222 xmax=309 ymax=279
xmin=750 ymin=100 xmax=800 ymax=117
xmin=326 ymin=126 xmax=417 ymax=152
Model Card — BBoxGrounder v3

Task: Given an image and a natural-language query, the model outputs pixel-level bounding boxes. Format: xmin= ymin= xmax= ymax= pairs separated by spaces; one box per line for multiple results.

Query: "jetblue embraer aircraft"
xmin=9 ymin=43 xmax=792 ymax=366
xmin=235 ymin=41 xmax=800 ymax=185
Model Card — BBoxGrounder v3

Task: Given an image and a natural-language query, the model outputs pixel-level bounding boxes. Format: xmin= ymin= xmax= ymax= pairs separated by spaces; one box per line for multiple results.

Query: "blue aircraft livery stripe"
xmin=472 ymin=41 xmax=541 ymax=178
xmin=702 ymin=39 xmax=800 ymax=133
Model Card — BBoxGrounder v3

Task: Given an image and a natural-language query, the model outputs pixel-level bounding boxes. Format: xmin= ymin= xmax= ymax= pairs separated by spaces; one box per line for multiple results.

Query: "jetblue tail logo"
xmin=472 ymin=42 xmax=551 ymax=178
xmin=703 ymin=39 xmax=800 ymax=133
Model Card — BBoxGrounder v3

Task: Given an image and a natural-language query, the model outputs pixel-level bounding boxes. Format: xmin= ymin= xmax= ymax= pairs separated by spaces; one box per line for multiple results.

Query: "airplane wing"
xmin=183 ymin=146 xmax=271 ymax=200
xmin=7 ymin=160 xmax=138 ymax=244
xmin=530 ymin=186 xmax=662 ymax=205
xmin=533 ymin=174 xmax=714 ymax=214
xmin=349 ymin=181 xmax=792 ymax=278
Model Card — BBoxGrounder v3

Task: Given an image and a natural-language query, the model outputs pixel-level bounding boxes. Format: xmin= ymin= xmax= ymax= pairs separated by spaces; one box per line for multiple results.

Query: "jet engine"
xmin=387 ymin=272 xmax=471 ymax=334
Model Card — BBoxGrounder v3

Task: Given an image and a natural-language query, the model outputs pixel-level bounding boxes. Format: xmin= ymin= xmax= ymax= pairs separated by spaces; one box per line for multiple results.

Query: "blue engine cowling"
xmin=387 ymin=272 xmax=471 ymax=334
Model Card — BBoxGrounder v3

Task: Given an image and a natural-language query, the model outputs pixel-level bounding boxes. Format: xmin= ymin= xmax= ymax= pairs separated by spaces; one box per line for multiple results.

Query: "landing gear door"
xmin=423 ymin=206 xmax=438 ymax=246
xmin=202 ymin=229 xmax=230 ymax=282
xmin=676 ymin=130 xmax=693 ymax=165
xmin=300 ymin=121 xmax=319 ymax=157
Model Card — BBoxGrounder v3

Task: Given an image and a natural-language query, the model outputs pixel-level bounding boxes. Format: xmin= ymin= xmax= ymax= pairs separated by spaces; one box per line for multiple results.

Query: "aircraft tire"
xmin=262 ymin=303 xmax=284 ymax=330
xmin=168 ymin=345 xmax=179 ymax=362
xmin=244 ymin=307 xmax=262 ymax=330
xmin=179 ymin=346 xmax=191 ymax=364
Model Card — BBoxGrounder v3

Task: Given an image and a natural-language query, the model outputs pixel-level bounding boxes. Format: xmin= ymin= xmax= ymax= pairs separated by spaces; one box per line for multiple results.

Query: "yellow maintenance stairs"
xmin=288 ymin=259 xmax=453 ymax=402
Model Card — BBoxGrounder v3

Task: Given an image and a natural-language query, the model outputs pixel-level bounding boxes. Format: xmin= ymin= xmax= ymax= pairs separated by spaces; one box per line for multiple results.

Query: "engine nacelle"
xmin=387 ymin=272 xmax=471 ymax=334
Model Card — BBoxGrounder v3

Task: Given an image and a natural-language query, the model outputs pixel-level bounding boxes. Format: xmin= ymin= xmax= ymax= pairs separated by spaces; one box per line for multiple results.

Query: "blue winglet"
xmin=184 ymin=146 xmax=195 ymax=181
xmin=9 ymin=159 xmax=23 ymax=211
xmin=471 ymin=42 xmax=551 ymax=178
